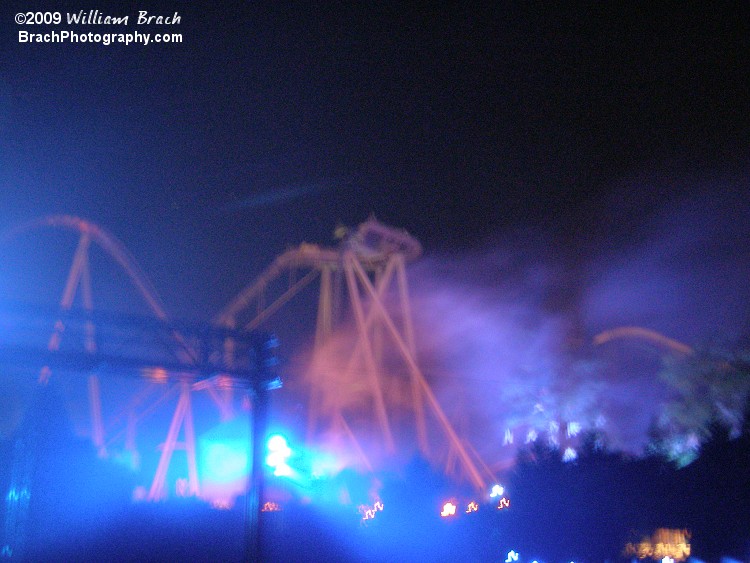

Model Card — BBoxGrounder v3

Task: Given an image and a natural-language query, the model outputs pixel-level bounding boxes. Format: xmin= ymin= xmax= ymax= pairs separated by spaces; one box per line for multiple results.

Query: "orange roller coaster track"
xmin=1 ymin=216 xmax=237 ymax=501
xmin=593 ymin=326 xmax=694 ymax=356
xmin=217 ymin=217 xmax=491 ymax=490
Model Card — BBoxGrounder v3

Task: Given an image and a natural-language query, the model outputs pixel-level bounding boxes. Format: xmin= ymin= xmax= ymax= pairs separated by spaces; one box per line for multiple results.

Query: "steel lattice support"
xmin=147 ymin=381 xmax=200 ymax=500
xmin=1 ymin=216 xmax=250 ymax=502
xmin=0 ymin=302 xmax=281 ymax=560
xmin=217 ymin=219 xmax=490 ymax=490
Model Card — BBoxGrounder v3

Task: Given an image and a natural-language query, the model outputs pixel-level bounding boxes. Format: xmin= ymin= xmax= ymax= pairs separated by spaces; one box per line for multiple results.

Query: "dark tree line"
xmin=502 ymin=404 xmax=750 ymax=562
xmin=2 ymin=344 xmax=749 ymax=562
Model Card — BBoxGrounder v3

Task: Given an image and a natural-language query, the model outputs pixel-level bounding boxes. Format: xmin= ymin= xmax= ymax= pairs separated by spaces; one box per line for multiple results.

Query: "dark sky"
xmin=0 ymin=2 xmax=748 ymax=327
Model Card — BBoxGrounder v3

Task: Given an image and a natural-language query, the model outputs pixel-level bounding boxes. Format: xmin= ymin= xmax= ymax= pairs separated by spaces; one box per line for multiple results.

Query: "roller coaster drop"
xmin=217 ymin=217 xmax=490 ymax=489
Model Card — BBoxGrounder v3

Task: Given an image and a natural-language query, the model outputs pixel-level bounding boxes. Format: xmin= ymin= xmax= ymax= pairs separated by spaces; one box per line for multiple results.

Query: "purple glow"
xmin=293 ymin=184 xmax=750 ymax=476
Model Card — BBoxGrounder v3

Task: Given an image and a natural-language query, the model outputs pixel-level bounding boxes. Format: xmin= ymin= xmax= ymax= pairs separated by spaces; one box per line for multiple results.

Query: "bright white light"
xmin=567 ymin=421 xmax=581 ymax=437
xmin=273 ymin=463 xmax=292 ymax=477
xmin=360 ymin=500 xmax=384 ymax=521
xmin=505 ymin=550 xmax=519 ymax=562
xmin=266 ymin=434 xmax=292 ymax=474
xmin=661 ymin=558 xmax=674 ymax=563
xmin=440 ymin=502 xmax=457 ymax=517
xmin=562 ymin=447 xmax=577 ymax=462
xmin=490 ymin=484 xmax=504 ymax=497
xmin=526 ymin=429 xmax=538 ymax=443
xmin=267 ymin=434 xmax=289 ymax=452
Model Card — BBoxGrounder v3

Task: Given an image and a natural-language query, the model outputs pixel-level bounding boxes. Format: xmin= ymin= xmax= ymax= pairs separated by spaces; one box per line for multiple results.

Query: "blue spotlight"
xmin=199 ymin=419 xmax=250 ymax=485
xmin=198 ymin=418 xmax=251 ymax=506
xmin=203 ymin=442 xmax=248 ymax=482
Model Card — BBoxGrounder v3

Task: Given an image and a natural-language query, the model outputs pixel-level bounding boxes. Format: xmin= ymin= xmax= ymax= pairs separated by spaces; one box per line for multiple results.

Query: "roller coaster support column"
xmin=245 ymin=382 xmax=269 ymax=562
xmin=245 ymin=334 xmax=279 ymax=562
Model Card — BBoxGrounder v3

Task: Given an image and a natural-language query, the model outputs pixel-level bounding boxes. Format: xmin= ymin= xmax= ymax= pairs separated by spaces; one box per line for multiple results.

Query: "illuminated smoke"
xmin=292 ymin=174 xmax=750 ymax=474
xmin=404 ymin=180 xmax=749 ymax=468
xmin=406 ymin=250 xmax=610 ymax=467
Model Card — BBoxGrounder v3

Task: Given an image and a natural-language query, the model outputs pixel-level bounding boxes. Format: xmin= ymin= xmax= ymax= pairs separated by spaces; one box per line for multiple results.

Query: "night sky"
xmin=1 ymin=2 xmax=748 ymax=338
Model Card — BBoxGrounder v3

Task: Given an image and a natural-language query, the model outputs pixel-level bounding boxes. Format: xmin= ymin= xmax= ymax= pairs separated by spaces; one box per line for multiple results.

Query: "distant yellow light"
xmin=465 ymin=501 xmax=479 ymax=513
xmin=623 ymin=529 xmax=691 ymax=561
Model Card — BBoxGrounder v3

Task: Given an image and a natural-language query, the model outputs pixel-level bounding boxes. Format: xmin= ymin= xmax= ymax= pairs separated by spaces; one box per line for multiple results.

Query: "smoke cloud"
xmin=300 ymin=172 xmax=750 ymax=474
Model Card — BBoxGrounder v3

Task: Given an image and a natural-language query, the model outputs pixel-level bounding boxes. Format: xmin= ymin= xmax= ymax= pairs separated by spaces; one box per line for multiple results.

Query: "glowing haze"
xmin=297 ymin=173 xmax=750 ymax=473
